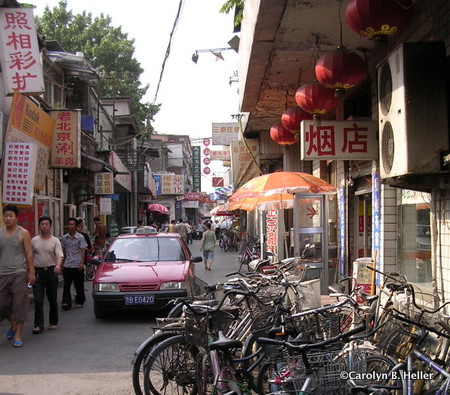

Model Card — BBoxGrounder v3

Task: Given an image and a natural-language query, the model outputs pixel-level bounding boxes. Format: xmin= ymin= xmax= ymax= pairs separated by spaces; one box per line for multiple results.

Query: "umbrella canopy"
xmin=148 ymin=203 xmax=170 ymax=214
xmin=210 ymin=204 xmax=237 ymax=217
xmin=228 ymin=171 xmax=336 ymax=212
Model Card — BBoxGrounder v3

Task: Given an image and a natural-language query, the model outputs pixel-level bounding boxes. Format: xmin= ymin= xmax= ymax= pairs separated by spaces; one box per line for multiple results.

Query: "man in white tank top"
xmin=0 ymin=205 xmax=35 ymax=348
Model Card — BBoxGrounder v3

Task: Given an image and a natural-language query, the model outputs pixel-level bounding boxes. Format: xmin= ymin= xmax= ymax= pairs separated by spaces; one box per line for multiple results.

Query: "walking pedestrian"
xmin=0 ymin=205 xmax=35 ymax=347
xmin=167 ymin=219 xmax=177 ymax=233
xmin=60 ymin=217 xmax=87 ymax=310
xmin=93 ymin=217 xmax=106 ymax=255
xmin=200 ymin=222 xmax=216 ymax=271
xmin=31 ymin=216 xmax=64 ymax=334
xmin=176 ymin=219 xmax=189 ymax=244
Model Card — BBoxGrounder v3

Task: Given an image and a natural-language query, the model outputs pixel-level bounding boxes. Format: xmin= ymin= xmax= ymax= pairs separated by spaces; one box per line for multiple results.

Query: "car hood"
xmin=96 ymin=261 xmax=190 ymax=283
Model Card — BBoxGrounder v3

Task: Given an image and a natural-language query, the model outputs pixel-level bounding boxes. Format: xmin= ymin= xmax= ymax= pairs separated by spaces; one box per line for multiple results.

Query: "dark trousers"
xmin=62 ymin=267 xmax=85 ymax=308
xmin=33 ymin=266 xmax=59 ymax=328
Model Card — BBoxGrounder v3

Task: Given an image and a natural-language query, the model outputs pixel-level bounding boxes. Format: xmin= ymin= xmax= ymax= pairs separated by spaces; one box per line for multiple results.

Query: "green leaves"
xmin=35 ymin=0 xmax=158 ymax=131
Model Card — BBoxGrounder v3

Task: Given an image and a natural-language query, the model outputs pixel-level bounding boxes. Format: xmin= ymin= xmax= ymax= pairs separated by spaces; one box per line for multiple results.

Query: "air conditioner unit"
xmin=378 ymin=42 xmax=448 ymax=179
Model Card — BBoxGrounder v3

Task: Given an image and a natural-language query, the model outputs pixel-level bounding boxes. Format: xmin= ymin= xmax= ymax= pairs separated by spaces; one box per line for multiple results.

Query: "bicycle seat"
xmin=209 ymin=331 xmax=242 ymax=351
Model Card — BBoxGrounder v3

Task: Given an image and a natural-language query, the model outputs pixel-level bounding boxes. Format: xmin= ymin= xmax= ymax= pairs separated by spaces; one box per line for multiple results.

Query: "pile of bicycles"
xmin=131 ymin=264 xmax=450 ymax=395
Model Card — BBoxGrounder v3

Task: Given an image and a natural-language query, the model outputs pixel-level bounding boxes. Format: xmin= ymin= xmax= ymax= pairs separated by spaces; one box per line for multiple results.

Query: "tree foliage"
xmin=33 ymin=0 xmax=159 ymax=133
xmin=219 ymin=0 xmax=243 ymax=28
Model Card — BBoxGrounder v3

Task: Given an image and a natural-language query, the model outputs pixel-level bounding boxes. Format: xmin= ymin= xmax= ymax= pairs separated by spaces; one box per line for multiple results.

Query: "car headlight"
xmin=160 ymin=281 xmax=185 ymax=290
xmin=95 ymin=283 xmax=120 ymax=292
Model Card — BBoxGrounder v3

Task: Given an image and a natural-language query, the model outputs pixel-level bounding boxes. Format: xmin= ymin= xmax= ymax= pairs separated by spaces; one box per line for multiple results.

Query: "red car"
xmin=92 ymin=232 xmax=202 ymax=318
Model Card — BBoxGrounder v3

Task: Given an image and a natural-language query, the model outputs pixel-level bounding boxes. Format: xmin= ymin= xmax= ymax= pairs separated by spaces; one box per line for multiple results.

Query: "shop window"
xmin=397 ymin=190 xmax=431 ymax=286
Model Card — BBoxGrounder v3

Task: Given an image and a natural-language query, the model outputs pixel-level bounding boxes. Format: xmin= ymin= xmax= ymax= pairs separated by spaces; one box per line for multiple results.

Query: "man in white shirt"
xmin=31 ymin=216 xmax=64 ymax=334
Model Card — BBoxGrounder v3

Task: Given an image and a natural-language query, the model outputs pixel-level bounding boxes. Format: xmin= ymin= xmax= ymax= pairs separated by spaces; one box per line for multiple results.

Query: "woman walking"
xmin=200 ymin=222 xmax=216 ymax=271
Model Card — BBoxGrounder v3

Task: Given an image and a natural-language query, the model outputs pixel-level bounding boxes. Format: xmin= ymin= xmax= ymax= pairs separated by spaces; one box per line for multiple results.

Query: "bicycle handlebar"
xmin=257 ymin=322 xmax=366 ymax=352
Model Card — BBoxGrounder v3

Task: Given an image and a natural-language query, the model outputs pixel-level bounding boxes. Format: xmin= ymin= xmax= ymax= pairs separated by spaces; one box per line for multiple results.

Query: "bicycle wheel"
xmin=143 ymin=334 xmax=198 ymax=395
xmin=196 ymin=351 xmax=215 ymax=395
xmin=132 ymin=332 xmax=178 ymax=395
xmin=348 ymin=354 xmax=404 ymax=395
xmin=85 ymin=263 xmax=96 ymax=281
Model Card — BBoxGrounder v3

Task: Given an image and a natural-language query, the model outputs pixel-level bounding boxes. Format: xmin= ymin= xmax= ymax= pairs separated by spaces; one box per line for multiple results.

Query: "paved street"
xmin=0 ymin=239 xmax=240 ymax=395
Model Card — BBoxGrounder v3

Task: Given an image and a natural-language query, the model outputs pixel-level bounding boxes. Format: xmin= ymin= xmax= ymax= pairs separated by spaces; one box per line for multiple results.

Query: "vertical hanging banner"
xmin=231 ymin=139 xmax=260 ymax=188
xmin=0 ymin=8 xmax=45 ymax=95
xmin=338 ymin=187 xmax=346 ymax=277
xmin=2 ymin=142 xmax=38 ymax=205
xmin=372 ymin=172 xmax=381 ymax=285
xmin=4 ymin=91 xmax=55 ymax=190
xmin=49 ymin=110 xmax=81 ymax=168
xmin=266 ymin=210 xmax=278 ymax=256
xmin=192 ymin=146 xmax=201 ymax=192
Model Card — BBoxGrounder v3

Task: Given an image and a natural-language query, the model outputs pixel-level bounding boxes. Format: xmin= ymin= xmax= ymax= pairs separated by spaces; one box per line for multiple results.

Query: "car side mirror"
xmin=191 ymin=256 xmax=203 ymax=263
xmin=90 ymin=256 xmax=102 ymax=265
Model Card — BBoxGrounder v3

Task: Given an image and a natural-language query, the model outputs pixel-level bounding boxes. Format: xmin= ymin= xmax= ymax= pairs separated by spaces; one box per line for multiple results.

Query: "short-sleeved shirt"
xmin=61 ymin=232 xmax=88 ymax=268
xmin=32 ymin=235 xmax=64 ymax=268
xmin=202 ymin=230 xmax=216 ymax=251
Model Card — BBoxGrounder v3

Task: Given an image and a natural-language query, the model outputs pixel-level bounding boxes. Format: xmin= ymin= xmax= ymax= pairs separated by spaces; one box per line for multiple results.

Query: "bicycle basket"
xmin=280 ymin=349 xmax=347 ymax=394
xmin=184 ymin=307 xmax=237 ymax=348
xmin=376 ymin=316 xmax=419 ymax=360
xmin=284 ymin=311 xmax=341 ymax=341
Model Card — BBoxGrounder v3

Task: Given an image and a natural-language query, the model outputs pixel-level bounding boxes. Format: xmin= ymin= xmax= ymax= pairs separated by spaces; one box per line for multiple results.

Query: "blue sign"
xmin=106 ymin=194 xmax=120 ymax=202
xmin=153 ymin=175 xmax=162 ymax=195
xmin=372 ymin=172 xmax=381 ymax=285
xmin=338 ymin=187 xmax=346 ymax=277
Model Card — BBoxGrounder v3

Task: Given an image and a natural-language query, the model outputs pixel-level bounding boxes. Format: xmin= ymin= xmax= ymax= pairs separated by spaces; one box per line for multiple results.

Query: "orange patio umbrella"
xmin=228 ymin=171 xmax=336 ymax=212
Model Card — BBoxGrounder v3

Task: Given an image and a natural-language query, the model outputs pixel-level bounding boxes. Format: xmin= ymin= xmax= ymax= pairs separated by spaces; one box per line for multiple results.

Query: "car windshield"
xmin=104 ymin=237 xmax=186 ymax=262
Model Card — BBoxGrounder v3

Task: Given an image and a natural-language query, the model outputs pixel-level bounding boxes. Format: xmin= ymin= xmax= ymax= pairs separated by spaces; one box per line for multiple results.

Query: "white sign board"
xmin=301 ymin=121 xmax=378 ymax=160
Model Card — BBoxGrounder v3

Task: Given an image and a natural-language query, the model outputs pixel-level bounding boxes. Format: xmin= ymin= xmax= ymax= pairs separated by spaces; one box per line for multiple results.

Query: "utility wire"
xmin=153 ymin=0 xmax=184 ymax=103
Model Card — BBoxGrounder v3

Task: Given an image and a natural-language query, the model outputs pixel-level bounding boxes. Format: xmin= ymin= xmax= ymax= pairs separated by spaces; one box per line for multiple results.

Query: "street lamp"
xmin=191 ymin=35 xmax=239 ymax=63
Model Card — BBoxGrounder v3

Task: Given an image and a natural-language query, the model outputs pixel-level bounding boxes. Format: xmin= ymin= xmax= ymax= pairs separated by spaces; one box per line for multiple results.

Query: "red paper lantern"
xmin=345 ymin=0 xmax=413 ymax=40
xmin=295 ymin=81 xmax=339 ymax=115
xmin=315 ymin=47 xmax=367 ymax=94
xmin=270 ymin=124 xmax=298 ymax=146
xmin=281 ymin=107 xmax=313 ymax=133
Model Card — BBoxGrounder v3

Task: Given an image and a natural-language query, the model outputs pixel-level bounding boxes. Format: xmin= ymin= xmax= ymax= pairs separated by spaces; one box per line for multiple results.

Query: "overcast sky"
xmin=32 ymin=0 xmax=238 ymax=191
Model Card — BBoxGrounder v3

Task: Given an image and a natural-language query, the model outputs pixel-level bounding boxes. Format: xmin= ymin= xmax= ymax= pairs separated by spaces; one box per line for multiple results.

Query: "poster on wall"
xmin=4 ymin=91 xmax=55 ymax=190
xmin=2 ymin=142 xmax=38 ymax=206
xmin=338 ymin=187 xmax=346 ymax=277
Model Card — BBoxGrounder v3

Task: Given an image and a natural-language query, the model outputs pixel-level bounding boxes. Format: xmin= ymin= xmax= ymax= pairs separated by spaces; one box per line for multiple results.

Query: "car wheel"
xmin=94 ymin=301 xmax=107 ymax=319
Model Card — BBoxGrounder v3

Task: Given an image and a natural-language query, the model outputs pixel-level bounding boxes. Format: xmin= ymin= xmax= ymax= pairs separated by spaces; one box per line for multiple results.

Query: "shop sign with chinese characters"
xmin=2 ymin=142 xmax=37 ymax=206
xmin=5 ymin=91 xmax=55 ymax=190
xmin=231 ymin=139 xmax=260 ymax=187
xmin=212 ymin=123 xmax=239 ymax=145
xmin=210 ymin=148 xmax=231 ymax=161
xmin=300 ymin=121 xmax=378 ymax=160
xmin=49 ymin=110 xmax=81 ymax=168
xmin=0 ymin=8 xmax=44 ymax=95
xmin=95 ymin=172 xmax=114 ymax=195
xmin=192 ymin=146 xmax=201 ymax=192
xmin=266 ymin=210 xmax=278 ymax=256
xmin=99 ymin=197 xmax=112 ymax=215
xmin=161 ymin=174 xmax=184 ymax=195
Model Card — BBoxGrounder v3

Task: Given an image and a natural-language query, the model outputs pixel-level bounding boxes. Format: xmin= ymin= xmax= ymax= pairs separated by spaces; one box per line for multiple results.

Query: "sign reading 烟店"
xmin=300 ymin=121 xmax=378 ymax=160
xmin=4 ymin=91 xmax=55 ymax=190
xmin=2 ymin=142 xmax=38 ymax=206
xmin=95 ymin=172 xmax=114 ymax=195
xmin=49 ymin=110 xmax=81 ymax=168
xmin=231 ymin=139 xmax=260 ymax=188
xmin=212 ymin=123 xmax=239 ymax=145
xmin=192 ymin=146 xmax=201 ymax=192
xmin=0 ymin=8 xmax=44 ymax=95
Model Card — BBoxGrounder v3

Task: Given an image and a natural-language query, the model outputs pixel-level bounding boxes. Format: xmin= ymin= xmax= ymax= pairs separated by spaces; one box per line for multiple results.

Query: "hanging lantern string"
xmin=297 ymin=34 xmax=321 ymax=83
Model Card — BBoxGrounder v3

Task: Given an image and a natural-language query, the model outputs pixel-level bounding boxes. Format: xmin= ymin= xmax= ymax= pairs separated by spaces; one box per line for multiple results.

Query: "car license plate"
xmin=124 ymin=295 xmax=155 ymax=305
